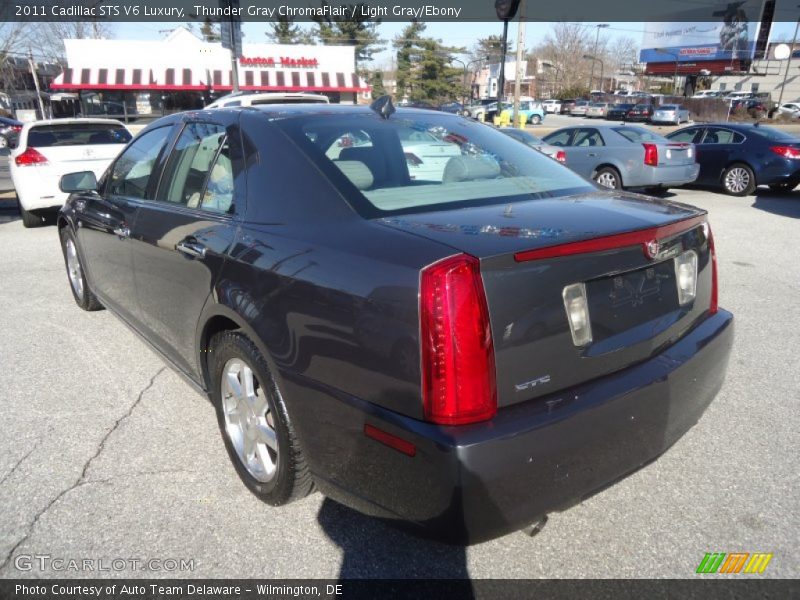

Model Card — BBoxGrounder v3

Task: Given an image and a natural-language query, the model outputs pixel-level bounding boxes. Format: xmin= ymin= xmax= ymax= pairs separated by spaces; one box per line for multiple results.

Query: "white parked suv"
xmin=10 ymin=118 xmax=131 ymax=227
xmin=205 ymin=92 xmax=330 ymax=109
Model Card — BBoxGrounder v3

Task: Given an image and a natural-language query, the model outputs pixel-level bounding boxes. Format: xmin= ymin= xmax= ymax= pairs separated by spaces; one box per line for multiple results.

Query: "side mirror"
xmin=60 ymin=171 xmax=97 ymax=193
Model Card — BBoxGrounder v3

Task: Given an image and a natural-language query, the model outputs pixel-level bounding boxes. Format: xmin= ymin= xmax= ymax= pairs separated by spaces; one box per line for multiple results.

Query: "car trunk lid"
xmin=379 ymin=191 xmax=714 ymax=408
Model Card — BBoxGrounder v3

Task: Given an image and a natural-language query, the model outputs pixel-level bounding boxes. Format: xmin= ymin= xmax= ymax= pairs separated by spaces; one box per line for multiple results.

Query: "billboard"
xmin=639 ymin=1 xmax=766 ymax=63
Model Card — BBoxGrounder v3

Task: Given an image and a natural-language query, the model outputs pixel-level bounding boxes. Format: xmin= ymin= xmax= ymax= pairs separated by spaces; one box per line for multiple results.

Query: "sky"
xmin=115 ymin=20 xmax=800 ymax=67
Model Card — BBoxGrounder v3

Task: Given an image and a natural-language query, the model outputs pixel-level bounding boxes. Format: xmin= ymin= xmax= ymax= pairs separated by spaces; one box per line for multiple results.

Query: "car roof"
xmin=23 ymin=118 xmax=126 ymax=129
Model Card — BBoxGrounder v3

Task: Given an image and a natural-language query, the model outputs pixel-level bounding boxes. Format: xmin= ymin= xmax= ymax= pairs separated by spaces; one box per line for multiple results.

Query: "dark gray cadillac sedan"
xmin=57 ymin=102 xmax=733 ymax=543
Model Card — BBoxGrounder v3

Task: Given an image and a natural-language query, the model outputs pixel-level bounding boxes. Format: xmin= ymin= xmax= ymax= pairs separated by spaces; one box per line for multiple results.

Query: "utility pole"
xmin=589 ymin=24 xmax=609 ymax=90
xmin=512 ymin=0 xmax=526 ymax=127
xmin=28 ymin=51 xmax=46 ymax=119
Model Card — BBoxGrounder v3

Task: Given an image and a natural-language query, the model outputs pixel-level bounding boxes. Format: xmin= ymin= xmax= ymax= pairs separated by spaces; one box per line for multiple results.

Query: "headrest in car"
xmin=442 ymin=156 xmax=501 ymax=183
xmin=334 ymin=160 xmax=374 ymax=190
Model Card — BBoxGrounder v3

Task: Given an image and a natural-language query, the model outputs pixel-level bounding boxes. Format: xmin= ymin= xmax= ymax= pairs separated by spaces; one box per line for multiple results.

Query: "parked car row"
xmin=538 ymin=121 xmax=800 ymax=196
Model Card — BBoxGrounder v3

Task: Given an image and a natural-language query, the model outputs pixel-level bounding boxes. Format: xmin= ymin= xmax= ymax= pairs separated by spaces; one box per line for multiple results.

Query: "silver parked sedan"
xmin=541 ymin=124 xmax=700 ymax=192
xmin=499 ymin=127 xmax=566 ymax=163
xmin=652 ymin=104 xmax=691 ymax=125
xmin=586 ymin=102 xmax=611 ymax=118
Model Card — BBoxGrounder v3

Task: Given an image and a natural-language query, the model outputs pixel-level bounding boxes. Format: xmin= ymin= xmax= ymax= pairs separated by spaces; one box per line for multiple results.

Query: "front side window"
xmin=108 ymin=126 xmax=171 ymax=198
xmin=277 ymin=113 xmax=592 ymax=216
xmin=702 ymin=128 xmax=744 ymax=144
xmin=543 ymin=129 xmax=573 ymax=146
xmin=156 ymin=122 xmax=233 ymax=213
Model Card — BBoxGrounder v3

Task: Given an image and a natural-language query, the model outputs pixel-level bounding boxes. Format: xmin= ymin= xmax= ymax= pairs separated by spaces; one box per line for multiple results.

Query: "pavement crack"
xmin=0 ymin=439 xmax=42 ymax=488
xmin=0 ymin=367 xmax=167 ymax=572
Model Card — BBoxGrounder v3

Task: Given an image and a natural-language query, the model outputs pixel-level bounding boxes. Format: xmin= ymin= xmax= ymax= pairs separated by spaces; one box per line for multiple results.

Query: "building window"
xmin=213 ymin=70 xmax=222 ymax=86
xmin=719 ymin=83 xmax=727 ymax=91
xmin=260 ymin=72 xmax=269 ymax=87
xmin=750 ymin=83 xmax=759 ymax=92
xmin=306 ymin=72 xmax=315 ymax=87
xmin=182 ymin=69 xmax=192 ymax=86
xmin=291 ymin=71 xmax=301 ymax=87
xmin=245 ymin=71 xmax=254 ymax=87
xmin=115 ymin=69 xmax=125 ymax=85
xmin=132 ymin=69 xmax=142 ymax=85
xmin=734 ymin=83 xmax=742 ymax=91
xmin=322 ymin=73 xmax=330 ymax=88
xmin=80 ymin=69 xmax=91 ymax=84
xmin=98 ymin=69 xmax=107 ymax=84
xmin=276 ymin=72 xmax=285 ymax=87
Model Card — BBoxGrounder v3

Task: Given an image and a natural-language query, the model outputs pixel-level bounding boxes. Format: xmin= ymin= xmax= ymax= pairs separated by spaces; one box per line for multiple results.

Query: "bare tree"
xmin=530 ymin=23 xmax=593 ymax=93
xmin=35 ymin=22 xmax=115 ymax=64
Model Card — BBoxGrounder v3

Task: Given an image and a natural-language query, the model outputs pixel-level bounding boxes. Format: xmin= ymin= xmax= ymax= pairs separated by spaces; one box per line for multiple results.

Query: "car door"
xmin=75 ymin=125 xmax=174 ymax=325
xmin=128 ymin=117 xmax=243 ymax=380
xmin=562 ymin=128 xmax=606 ymax=179
xmin=695 ymin=127 xmax=745 ymax=185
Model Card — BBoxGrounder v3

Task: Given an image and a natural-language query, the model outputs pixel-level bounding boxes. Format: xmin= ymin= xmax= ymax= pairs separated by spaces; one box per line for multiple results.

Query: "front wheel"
xmin=594 ymin=167 xmax=622 ymax=190
xmin=59 ymin=227 xmax=103 ymax=311
xmin=210 ymin=331 xmax=313 ymax=506
xmin=530 ymin=115 xmax=541 ymax=125
xmin=722 ymin=163 xmax=756 ymax=196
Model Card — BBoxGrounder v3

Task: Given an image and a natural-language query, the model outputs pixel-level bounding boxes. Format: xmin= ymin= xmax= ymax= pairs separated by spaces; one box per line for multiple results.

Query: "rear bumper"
xmin=286 ymin=310 xmax=733 ymax=544
xmin=630 ymin=163 xmax=700 ymax=187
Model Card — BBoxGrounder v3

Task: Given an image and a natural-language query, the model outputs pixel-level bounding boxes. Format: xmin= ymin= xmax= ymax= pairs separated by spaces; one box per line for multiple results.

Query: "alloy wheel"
xmin=724 ymin=167 xmax=750 ymax=194
xmin=65 ymin=238 xmax=84 ymax=300
xmin=596 ymin=171 xmax=618 ymax=189
xmin=221 ymin=358 xmax=278 ymax=482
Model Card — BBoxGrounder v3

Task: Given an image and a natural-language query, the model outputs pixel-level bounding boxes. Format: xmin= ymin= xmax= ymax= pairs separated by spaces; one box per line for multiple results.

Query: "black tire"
xmin=19 ymin=201 xmax=44 ymax=228
xmin=530 ymin=115 xmax=541 ymax=125
xmin=722 ymin=163 xmax=756 ymax=196
xmin=59 ymin=227 xmax=103 ymax=311
xmin=593 ymin=166 xmax=622 ymax=190
xmin=768 ymin=182 xmax=798 ymax=193
xmin=209 ymin=330 xmax=313 ymax=506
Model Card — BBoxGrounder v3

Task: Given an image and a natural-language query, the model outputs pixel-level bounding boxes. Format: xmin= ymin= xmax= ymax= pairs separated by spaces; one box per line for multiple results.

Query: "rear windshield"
xmin=27 ymin=123 xmax=131 ymax=147
xmin=659 ymin=105 xmax=678 ymax=110
xmin=612 ymin=127 xmax=667 ymax=143
xmin=275 ymin=113 xmax=592 ymax=217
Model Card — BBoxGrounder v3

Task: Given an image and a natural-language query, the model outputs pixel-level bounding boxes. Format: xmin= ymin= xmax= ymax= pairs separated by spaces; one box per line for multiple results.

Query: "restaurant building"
xmin=50 ymin=28 xmax=371 ymax=116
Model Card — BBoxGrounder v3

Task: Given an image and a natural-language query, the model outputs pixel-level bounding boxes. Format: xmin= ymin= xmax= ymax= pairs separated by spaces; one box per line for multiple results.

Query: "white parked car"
xmin=542 ymin=99 xmax=562 ymax=113
xmin=205 ymin=92 xmax=329 ymax=109
xmin=691 ymin=90 xmax=723 ymax=99
xmin=10 ymin=118 xmax=131 ymax=227
xmin=776 ymin=102 xmax=800 ymax=118
xmin=651 ymin=104 xmax=690 ymax=125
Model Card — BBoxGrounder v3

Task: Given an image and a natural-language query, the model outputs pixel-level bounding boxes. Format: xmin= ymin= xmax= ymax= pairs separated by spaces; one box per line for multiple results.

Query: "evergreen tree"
xmin=311 ymin=1 xmax=385 ymax=72
xmin=266 ymin=15 xmax=316 ymax=45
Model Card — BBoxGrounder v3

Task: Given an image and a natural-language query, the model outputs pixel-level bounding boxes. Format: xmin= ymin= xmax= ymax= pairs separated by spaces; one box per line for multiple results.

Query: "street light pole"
xmin=589 ymin=24 xmax=609 ymax=90
xmin=777 ymin=6 xmax=800 ymax=108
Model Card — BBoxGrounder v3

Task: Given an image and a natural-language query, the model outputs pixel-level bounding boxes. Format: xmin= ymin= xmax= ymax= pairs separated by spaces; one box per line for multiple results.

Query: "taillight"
xmin=420 ymin=254 xmax=497 ymax=425
xmin=707 ymin=222 xmax=718 ymax=315
xmin=643 ymin=143 xmax=658 ymax=166
xmin=11 ymin=125 xmax=22 ymax=133
xmin=15 ymin=147 xmax=48 ymax=166
xmin=770 ymin=145 xmax=800 ymax=159
xmin=555 ymin=150 xmax=566 ymax=163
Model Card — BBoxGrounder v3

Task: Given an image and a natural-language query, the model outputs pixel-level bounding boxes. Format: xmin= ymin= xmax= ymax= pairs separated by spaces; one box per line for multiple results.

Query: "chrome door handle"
xmin=176 ymin=240 xmax=207 ymax=258
xmin=588 ymin=153 xmax=598 ymax=157
xmin=113 ymin=226 xmax=129 ymax=238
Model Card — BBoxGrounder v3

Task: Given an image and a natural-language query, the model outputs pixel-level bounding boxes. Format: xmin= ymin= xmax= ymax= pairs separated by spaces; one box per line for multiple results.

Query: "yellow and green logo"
xmin=696 ymin=552 xmax=773 ymax=574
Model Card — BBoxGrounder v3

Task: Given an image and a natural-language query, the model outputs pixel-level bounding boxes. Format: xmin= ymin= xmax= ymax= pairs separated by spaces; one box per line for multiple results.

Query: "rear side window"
xmin=573 ymin=129 xmax=605 ymax=147
xmin=108 ymin=126 xmax=171 ymax=199
xmin=156 ymin=122 xmax=231 ymax=212
xmin=27 ymin=123 xmax=132 ymax=147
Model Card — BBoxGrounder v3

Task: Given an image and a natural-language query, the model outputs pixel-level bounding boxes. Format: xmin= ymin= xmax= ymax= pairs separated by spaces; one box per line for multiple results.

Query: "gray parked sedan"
xmin=652 ymin=104 xmax=691 ymax=125
xmin=499 ymin=127 xmax=565 ymax=163
xmin=541 ymin=125 xmax=700 ymax=192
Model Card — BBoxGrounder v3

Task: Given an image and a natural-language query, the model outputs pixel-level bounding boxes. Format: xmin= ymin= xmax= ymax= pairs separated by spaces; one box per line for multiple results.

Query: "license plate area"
xmin=586 ymin=260 xmax=678 ymax=342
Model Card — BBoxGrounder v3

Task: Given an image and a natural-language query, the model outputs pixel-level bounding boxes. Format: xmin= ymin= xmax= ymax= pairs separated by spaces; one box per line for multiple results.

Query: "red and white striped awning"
xmin=51 ymin=67 xmax=155 ymax=90
xmin=208 ymin=69 xmax=368 ymax=92
xmin=52 ymin=66 xmax=369 ymax=93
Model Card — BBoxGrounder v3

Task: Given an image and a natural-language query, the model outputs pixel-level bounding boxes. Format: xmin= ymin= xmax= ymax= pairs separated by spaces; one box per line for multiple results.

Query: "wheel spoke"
xmin=257 ymin=424 xmax=278 ymax=451
xmin=252 ymin=388 xmax=268 ymax=416
xmin=226 ymin=369 xmax=243 ymax=400
xmin=243 ymin=429 xmax=256 ymax=461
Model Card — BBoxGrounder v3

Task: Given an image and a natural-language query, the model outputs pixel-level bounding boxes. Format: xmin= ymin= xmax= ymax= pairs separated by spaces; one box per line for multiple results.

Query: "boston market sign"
xmin=239 ymin=56 xmax=319 ymax=68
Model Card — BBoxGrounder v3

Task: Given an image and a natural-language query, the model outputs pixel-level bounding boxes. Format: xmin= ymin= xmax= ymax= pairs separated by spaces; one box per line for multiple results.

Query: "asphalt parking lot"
xmin=0 ymin=185 xmax=798 ymax=580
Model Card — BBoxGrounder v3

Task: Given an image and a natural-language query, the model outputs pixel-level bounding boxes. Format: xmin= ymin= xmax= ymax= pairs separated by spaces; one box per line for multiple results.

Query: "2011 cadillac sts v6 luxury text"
xmin=57 ymin=102 xmax=733 ymax=544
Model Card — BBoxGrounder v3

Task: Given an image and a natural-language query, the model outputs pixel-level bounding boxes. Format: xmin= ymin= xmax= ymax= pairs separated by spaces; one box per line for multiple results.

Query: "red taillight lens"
xmin=420 ymin=254 xmax=497 ymax=425
xmin=555 ymin=150 xmax=566 ymax=163
xmin=770 ymin=145 xmax=800 ymax=159
xmin=15 ymin=147 xmax=48 ymax=166
xmin=707 ymin=222 xmax=718 ymax=315
xmin=643 ymin=143 xmax=658 ymax=166
xmin=11 ymin=125 xmax=22 ymax=132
